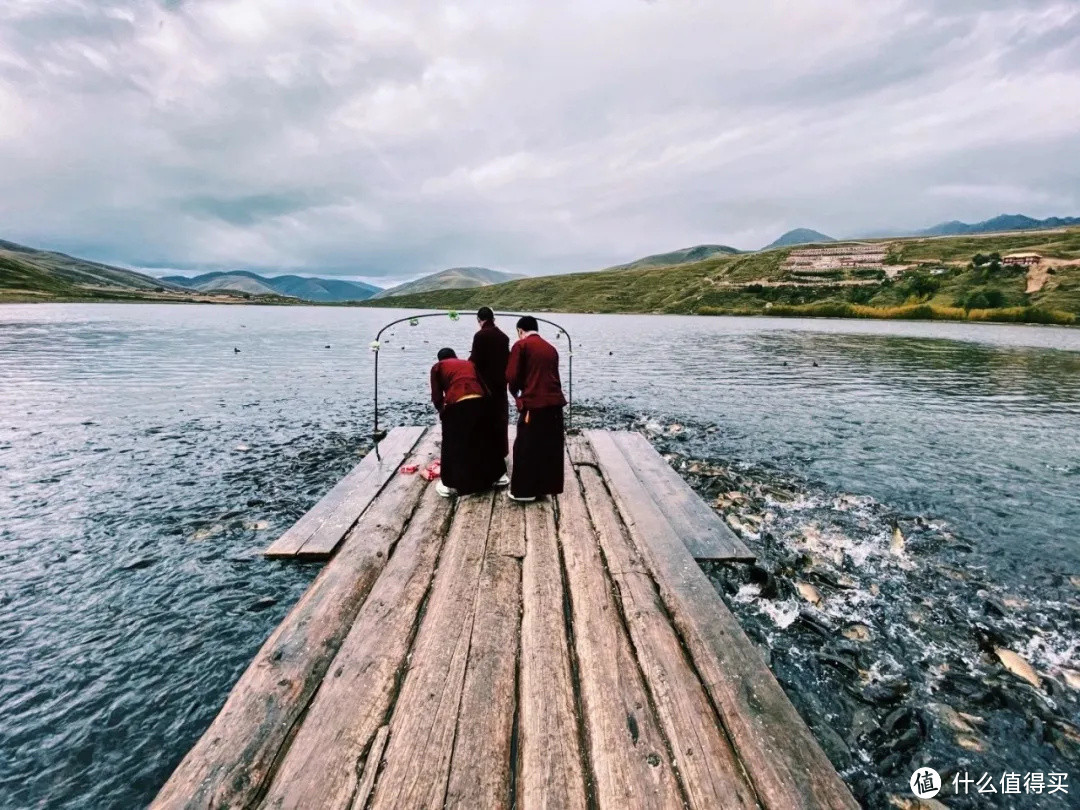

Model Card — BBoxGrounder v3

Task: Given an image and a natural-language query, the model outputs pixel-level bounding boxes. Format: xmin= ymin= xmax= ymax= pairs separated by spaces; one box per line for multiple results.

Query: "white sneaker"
xmin=435 ymin=481 xmax=456 ymax=498
xmin=508 ymin=492 xmax=535 ymax=503
xmin=494 ymin=474 xmax=510 ymax=488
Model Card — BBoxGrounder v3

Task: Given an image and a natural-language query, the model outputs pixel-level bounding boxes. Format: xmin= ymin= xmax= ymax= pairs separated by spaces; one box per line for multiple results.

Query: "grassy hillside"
xmin=363 ymin=228 xmax=1080 ymax=325
xmin=0 ymin=239 xmax=297 ymax=304
xmin=0 ymin=243 xmax=311 ymax=306
xmin=605 ymin=244 xmax=739 ymax=271
xmin=372 ymin=267 xmax=524 ymax=299
xmin=765 ymin=228 xmax=835 ymax=248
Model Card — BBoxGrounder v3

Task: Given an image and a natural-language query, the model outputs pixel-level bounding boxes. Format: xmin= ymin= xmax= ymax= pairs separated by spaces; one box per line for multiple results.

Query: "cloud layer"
xmin=1 ymin=0 xmax=1078 ymax=280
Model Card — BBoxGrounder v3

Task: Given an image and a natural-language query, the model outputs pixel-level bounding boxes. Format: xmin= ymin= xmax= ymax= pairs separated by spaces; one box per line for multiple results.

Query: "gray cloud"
xmin=0 ymin=0 xmax=1078 ymax=281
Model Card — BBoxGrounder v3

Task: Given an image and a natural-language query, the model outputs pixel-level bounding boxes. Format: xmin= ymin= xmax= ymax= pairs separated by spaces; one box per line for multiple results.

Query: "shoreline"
xmin=3 ymin=295 xmax=1078 ymax=329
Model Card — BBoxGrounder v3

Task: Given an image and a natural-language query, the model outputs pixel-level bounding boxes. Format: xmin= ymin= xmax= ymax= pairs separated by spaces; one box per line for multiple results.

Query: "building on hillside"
xmin=1002 ymin=253 xmax=1041 ymax=266
xmin=783 ymin=242 xmax=889 ymax=272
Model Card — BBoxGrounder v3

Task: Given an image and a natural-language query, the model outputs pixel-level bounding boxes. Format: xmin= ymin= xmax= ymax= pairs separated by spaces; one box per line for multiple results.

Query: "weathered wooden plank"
xmin=585 ymin=431 xmax=858 ymax=810
xmin=568 ymin=436 xmax=647 ymax=577
xmin=518 ymin=501 xmax=588 ymax=810
xmin=489 ymin=486 xmax=527 ymax=558
xmin=354 ymin=725 xmax=389 ymax=810
xmin=610 ymin=432 xmax=754 ymax=562
xmin=556 ymin=459 xmax=684 ymax=809
xmin=445 ymin=552 xmax=522 ymax=809
xmin=264 ymin=426 xmax=424 ymax=558
xmin=258 ymin=483 xmax=455 ymax=810
xmin=577 ymin=462 xmax=760 ymax=810
xmin=368 ymin=494 xmax=496 ymax=810
xmin=152 ymin=429 xmax=440 ymax=810
xmin=295 ymin=426 xmax=427 ymax=559
xmin=566 ymin=431 xmax=598 ymax=467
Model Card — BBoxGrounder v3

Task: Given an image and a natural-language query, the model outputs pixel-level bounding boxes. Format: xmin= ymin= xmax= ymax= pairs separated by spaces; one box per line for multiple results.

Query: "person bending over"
xmin=505 ymin=316 xmax=567 ymax=502
xmin=430 ymin=347 xmax=506 ymax=497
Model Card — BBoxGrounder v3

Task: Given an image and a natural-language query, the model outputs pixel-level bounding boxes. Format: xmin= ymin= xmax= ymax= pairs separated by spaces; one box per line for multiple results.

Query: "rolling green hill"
xmin=604 ymin=244 xmax=740 ymax=271
xmin=765 ymin=229 xmax=835 ymax=248
xmin=0 ymin=239 xmax=297 ymax=304
xmin=363 ymin=228 xmax=1080 ymax=325
xmin=371 ymin=267 xmax=524 ymax=299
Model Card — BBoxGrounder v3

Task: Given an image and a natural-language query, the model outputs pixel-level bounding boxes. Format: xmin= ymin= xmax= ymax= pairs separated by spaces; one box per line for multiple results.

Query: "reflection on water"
xmin=0 ymin=304 xmax=1078 ymax=808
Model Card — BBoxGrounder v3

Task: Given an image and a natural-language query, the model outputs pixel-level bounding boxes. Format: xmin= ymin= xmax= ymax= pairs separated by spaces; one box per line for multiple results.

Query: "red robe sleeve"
xmin=430 ymin=364 xmax=445 ymax=412
xmin=505 ymin=341 xmax=524 ymax=410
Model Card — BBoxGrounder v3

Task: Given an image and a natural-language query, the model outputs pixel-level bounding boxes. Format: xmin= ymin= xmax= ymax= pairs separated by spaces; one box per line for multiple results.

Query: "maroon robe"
xmin=506 ymin=333 xmax=567 ymax=497
xmin=430 ymin=358 xmax=505 ymax=494
xmin=469 ymin=320 xmax=511 ymax=457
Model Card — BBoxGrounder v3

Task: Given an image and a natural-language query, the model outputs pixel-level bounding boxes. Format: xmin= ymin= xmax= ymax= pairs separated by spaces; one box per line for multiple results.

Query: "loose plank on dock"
xmin=610 ymin=431 xmax=755 ymax=562
xmin=155 ymin=427 xmax=855 ymax=810
xmin=263 ymin=425 xmax=425 ymax=559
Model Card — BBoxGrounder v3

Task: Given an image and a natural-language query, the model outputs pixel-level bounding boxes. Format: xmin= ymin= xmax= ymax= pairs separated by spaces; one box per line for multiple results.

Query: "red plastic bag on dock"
xmin=399 ymin=464 xmax=419 ymax=475
xmin=420 ymin=461 xmax=441 ymax=481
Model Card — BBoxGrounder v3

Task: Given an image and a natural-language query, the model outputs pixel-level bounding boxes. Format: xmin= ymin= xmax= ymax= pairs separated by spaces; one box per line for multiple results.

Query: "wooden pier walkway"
xmin=154 ymin=428 xmax=857 ymax=810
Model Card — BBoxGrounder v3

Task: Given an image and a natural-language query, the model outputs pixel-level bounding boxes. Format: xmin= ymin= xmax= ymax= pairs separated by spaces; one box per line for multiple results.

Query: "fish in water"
xmin=796 ymin=581 xmax=823 ymax=605
xmin=841 ymin=622 xmax=871 ymax=642
xmin=890 ymin=526 xmax=904 ymax=555
xmin=994 ymin=647 xmax=1041 ymax=688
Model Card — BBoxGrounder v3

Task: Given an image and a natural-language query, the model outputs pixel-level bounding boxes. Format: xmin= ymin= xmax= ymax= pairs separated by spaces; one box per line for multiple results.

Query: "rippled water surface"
xmin=1 ymin=304 xmax=1078 ymax=809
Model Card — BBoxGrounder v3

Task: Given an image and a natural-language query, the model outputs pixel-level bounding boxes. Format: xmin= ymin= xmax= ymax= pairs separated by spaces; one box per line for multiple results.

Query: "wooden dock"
xmin=153 ymin=427 xmax=857 ymax=810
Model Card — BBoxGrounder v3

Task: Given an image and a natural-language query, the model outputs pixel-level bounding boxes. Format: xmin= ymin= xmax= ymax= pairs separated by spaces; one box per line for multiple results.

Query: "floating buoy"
xmin=409 ymin=318 xmax=419 ymax=326
xmin=448 ymin=311 xmax=460 ymax=321
xmin=369 ymin=340 xmax=381 ymax=352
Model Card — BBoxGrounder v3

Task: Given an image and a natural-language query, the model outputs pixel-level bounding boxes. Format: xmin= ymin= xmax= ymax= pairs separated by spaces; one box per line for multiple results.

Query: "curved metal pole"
xmin=370 ymin=310 xmax=574 ymax=440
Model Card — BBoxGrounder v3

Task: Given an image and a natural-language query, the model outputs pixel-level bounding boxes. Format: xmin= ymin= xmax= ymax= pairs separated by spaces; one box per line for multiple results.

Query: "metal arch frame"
xmin=371 ymin=311 xmax=573 ymax=440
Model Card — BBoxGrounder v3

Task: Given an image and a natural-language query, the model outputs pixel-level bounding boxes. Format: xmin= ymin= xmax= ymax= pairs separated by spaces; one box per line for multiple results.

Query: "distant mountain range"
xmin=916 ymin=214 xmax=1080 ymax=237
xmin=763 ymin=215 xmax=1080 ymax=249
xmin=163 ymin=271 xmax=380 ymax=302
xmin=0 ymin=239 xmax=199 ymax=300
xmin=764 ymin=229 xmax=836 ymax=249
xmin=371 ymin=267 xmax=525 ymax=299
xmin=604 ymin=244 xmax=740 ymax=272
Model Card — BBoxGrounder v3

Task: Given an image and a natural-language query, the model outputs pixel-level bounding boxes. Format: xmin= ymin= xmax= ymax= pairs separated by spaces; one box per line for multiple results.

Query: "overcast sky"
xmin=1 ymin=0 xmax=1078 ymax=282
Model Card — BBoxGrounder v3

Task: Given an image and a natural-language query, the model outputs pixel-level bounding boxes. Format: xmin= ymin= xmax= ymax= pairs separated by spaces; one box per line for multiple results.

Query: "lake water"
xmin=1 ymin=303 xmax=1078 ymax=808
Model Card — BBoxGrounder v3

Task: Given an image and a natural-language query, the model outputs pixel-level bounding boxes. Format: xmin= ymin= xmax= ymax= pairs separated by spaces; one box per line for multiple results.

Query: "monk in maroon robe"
xmin=468 ymin=306 xmax=510 ymax=460
xmin=430 ymin=348 xmax=506 ymax=496
xmin=505 ymin=316 xmax=567 ymax=501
